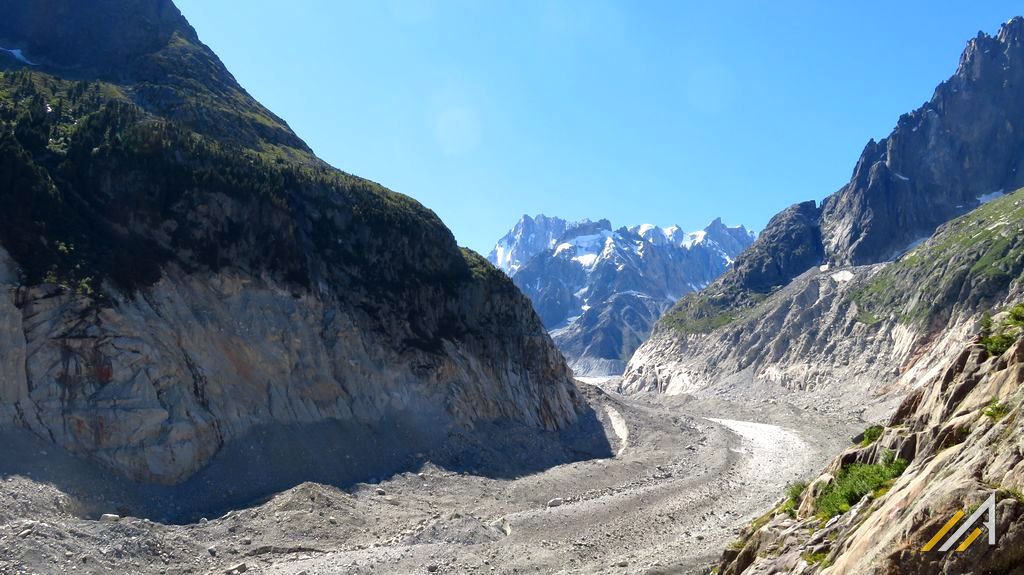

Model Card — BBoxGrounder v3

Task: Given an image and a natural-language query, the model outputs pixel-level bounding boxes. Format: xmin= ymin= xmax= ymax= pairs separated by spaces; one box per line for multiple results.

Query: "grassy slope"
xmin=850 ymin=187 xmax=1024 ymax=326
xmin=661 ymin=188 xmax=1024 ymax=338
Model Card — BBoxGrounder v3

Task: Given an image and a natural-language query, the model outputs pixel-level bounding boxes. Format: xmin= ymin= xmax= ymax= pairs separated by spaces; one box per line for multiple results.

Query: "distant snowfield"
xmin=553 ymin=231 xmax=615 ymax=270
xmin=0 ymin=46 xmax=36 ymax=65
xmin=572 ymin=252 xmax=599 ymax=267
xmin=681 ymin=229 xmax=707 ymax=248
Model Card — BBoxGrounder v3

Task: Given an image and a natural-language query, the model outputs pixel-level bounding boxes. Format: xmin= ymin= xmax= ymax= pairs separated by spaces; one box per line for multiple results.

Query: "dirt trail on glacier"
xmin=0 ymin=380 xmax=860 ymax=575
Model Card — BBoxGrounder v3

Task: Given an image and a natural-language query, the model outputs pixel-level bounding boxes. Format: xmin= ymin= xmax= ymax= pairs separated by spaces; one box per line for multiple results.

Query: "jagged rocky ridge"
xmin=0 ymin=0 xmax=594 ymax=490
xmin=489 ymin=216 xmax=753 ymax=376
xmin=714 ymin=324 xmax=1024 ymax=574
xmin=624 ymin=17 xmax=1024 ymax=408
xmin=488 ymin=214 xmax=574 ymax=276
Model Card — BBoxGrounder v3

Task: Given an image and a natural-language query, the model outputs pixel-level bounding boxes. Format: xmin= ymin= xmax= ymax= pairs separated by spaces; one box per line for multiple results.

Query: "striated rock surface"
xmin=0 ymin=258 xmax=581 ymax=485
xmin=0 ymin=0 xmax=590 ymax=487
xmin=713 ymin=333 xmax=1024 ymax=574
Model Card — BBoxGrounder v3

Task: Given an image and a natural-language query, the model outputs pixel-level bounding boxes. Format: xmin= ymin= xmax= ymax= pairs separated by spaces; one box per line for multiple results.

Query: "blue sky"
xmin=176 ymin=1 xmax=1021 ymax=255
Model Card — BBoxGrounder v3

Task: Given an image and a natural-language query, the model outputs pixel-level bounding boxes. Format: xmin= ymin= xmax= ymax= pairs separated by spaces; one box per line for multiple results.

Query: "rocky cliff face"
xmin=714 ymin=328 xmax=1024 ymax=574
xmin=624 ymin=17 xmax=1024 ymax=407
xmin=0 ymin=0 xmax=588 ymax=486
xmin=728 ymin=202 xmax=824 ymax=294
xmin=491 ymin=216 xmax=753 ymax=376
xmin=822 ymin=18 xmax=1024 ymax=266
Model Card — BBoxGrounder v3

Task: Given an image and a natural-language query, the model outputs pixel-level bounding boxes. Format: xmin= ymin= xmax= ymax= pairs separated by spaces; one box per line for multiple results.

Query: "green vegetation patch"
xmin=461 ymin=248 xmax=499 ymax=281
xmin=859 ymin=425 xmax=884 ymax=447
xmin=980 ymin=304 xmax=1024 ymax=356
xmin=0 ymin=69 xmax=468 ymax=302
xmin=855 ymin=310 xmax=882 ymax=325
xmin=779 ymin=480 xmax=808 ymax=518
xmin=814 ymin=451 xmax=907 ymax=520
xmin=801 ymin=551 xmax=831 ymax=566
xmin=659 ymin=293 xmax=738 ymax=334
xmin=726 ymin=539 xmax=746 ymax=551
xmin=983 ymin=398 xmax=1012 ymax=421
xmin=998 ymin=487 xmax=1024 ymax=504
xmin=660 ymin=290 xmax=770 ymax=335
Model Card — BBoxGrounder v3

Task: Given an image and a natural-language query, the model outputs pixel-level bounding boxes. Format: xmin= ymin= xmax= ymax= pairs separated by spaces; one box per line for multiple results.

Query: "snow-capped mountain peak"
xmin=489 ymin=214 xmax=571 ymax=274
xmin=489 ymin=215 xmax=755 ymax=375
xmin=552 ymin=229 xmax=616 ymax=269
xmin=681 ymin=229 xmax=706 ymax=248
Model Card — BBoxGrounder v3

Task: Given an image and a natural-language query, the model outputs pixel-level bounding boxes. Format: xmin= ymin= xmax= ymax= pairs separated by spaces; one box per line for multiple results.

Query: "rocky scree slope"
xmin=714 ymin=319 xmax=1024 ymax=574
xmin=624 ymin=17 xmax=1024 ymax=406
xmin=0 ymin=0 xmax=589 ymax=491
xmin=490 ymin=216 xmax=753 ymax=376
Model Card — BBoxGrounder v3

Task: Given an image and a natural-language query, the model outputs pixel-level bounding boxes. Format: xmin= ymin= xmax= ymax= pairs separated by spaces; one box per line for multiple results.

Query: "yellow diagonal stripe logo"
xmin=921 ymin=493 xmax=999 ymax=553
xmin=921 ymin=510 xmax=964 ymax=552
xmin=956 ymin=527 xmax=984 ymax=552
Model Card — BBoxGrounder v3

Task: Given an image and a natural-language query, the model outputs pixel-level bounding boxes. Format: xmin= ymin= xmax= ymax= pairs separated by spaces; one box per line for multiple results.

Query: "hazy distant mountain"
xmin=488 ymin=214 xmax=574 ymax=275
xmin=489 ymin=216 xmax=753 ymax=375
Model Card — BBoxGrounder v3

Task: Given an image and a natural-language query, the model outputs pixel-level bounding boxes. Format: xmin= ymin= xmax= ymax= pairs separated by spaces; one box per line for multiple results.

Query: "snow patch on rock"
xmin=830 ymin=270 xmax=855 ymax=283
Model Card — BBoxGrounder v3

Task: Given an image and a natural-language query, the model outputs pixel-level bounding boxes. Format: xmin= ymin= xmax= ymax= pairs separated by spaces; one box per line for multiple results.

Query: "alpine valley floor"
xmin=0 ymin=380 xmax=861 ymax=575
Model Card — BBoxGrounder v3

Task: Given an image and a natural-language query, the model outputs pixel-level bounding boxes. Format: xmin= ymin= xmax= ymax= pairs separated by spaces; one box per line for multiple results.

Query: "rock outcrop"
xmin=822 ymin=18 xmax=1024 ymax=266
xmin=714 ymin=333 xmax=1024 ymax=574
xmin=0 ymin=0 xmax=589 ymax=487
xmin=728 ymin=201 xmax=824 ymax=294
